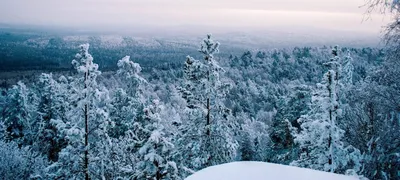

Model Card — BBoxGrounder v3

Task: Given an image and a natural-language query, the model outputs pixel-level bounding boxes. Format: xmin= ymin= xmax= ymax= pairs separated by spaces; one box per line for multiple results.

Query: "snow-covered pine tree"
xmin=35 ymin=73 xmax=68 ymax=161
xmin=88 ymin=86 xmax=114 ymax=179
xmin=177 ymin=34 xmax=238 ymax=173
xmin=0 ymin=140 xmax=47 ymax=179
xmin=2 ymin=81 xmax=38 ymax=146
xmin=134 ymin=99 xmax=179 ymax=180
xmin=48 ymin=44 xmax=111 ymax=179
xmin=73 ymin=43 xmax=99 ymax=180
xmin=109 ymin=88 xmax=133 ymax=138
xmin=109 ymin=56 xmax=145 ymax=138
xmin=116 ymin=55 xmax=145 ymax=97
xmin=239 ymin=114 xmax=271 ymax=162
xmin=336 ymin=49 xmax=356 ymax=147
xmin=340 ymin=50 xmax=354 ymax=86
xmin=290 ymin=46 xmax=361 ymax=173
xmin=269 ymin=84 xmax=311 ymax=164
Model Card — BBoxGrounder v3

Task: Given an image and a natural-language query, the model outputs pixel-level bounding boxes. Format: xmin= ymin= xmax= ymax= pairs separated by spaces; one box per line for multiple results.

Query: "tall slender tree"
xmin=73 ymin=43 xmax=98 ymax=180
xmin=340 ymin=50 xmax=354 ymax=86
xmin=177 ymin=34 xmax=237 ymax=173
xmin=291 ymin=46 xmax=361 ymax=173
xmin=48 ymin=44 xmax=105 ymax=179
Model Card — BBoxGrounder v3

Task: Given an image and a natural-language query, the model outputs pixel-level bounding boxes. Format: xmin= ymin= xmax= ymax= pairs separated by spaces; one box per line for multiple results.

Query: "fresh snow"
xmin=185 ymin=161 xmax=358 ymax=180
xmin=63 ymin=35 xmax=90 ymax=42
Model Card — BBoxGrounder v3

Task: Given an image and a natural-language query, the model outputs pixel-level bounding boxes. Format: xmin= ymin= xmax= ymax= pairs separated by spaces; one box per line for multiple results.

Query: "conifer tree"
xmin=74 ymin=43 xmax=99 ymax=180
xmin=48 ymin=44 xmax=108 ymax=179
xmin=135 ymin=100 xmax=179 ymax=180
xmin=340 ymin=50 xmax=354 ymax=86
xmin=109 ymin=56 xmax=145 ymax=138
xmin=270 ymin=85 xmax=311 ymax=164
xmin=291 ymin=46 xmax=361 ymax=173
xmin=35 ymin=73 xmax=68 ymax=161
xmin=177 ymin=34 xmax=237 ymax=173
xmin=3 ymin=81 xmax=38 ymax=146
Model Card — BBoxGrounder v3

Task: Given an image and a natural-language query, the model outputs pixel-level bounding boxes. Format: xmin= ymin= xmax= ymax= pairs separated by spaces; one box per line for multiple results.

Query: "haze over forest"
xmin=0 ymin=0 xmax=390 ymax=39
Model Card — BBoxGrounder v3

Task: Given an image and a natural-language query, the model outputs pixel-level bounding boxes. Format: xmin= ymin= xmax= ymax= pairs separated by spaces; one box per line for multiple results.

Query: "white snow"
xmin=185 ymin=161 xmax=358 ymax=180
xmin=63 ymin=35 xmax=90 ymax=42
xmin=99 ymin=35 xmax=124 ymax=46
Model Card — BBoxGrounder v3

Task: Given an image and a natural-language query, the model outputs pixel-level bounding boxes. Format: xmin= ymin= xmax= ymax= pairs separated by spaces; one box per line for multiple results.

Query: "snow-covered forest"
xmin=0 ymin=0 xmax=399 ymax=180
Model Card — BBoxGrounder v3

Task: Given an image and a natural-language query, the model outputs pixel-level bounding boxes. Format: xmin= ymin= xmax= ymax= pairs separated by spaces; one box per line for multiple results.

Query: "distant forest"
xmin=0 ymin=30 xmax=384 ymax=88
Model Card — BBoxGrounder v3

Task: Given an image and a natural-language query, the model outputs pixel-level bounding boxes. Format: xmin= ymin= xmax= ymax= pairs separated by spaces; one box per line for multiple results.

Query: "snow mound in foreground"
xmin=185 ymin=161 xmax=358 ymax=180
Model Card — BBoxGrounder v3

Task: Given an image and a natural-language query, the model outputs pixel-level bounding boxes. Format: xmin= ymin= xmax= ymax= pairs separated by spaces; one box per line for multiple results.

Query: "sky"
xmin=0 ymin=0 xmax=390 ymax=35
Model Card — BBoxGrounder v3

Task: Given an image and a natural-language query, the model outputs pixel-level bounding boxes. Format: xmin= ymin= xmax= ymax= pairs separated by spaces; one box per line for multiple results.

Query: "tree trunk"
xmin=206 ymin=97 xmax=210 ymax=136
xmin=84 ymin=72 xmax=89 ymax=180
xmin=205 ymin=55 xmax=212 ymax=166
xmin=328 ymin=133 xmax=333 ymax=172
xmin=327 ymin=71 xmax=334 ymax=173
xmin=367 ymin=103 xmax=375 ymax=139
xmin=206 ymin=57 xmax=211 ymax=136
xmin=155 ymin=160 xmax=161 ymax=180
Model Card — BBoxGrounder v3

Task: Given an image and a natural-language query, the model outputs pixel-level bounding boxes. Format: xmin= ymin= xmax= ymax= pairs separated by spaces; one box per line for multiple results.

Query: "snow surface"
xmin=185 ymin=161 xmax=358 ymax=180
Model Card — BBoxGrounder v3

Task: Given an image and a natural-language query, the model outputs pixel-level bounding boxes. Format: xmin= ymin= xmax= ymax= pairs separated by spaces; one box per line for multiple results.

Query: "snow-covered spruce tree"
xmin=269 ymin=84 xmax=311 ymax=164
xmin=96 ymin=56 xmax=147 ymax=179
xmin=336 ymin=50 xmax=356 ymax=145
xmin=109 ymin=88 xmax=133 ymax=138
xmin=109 ymin=56 xmax=145 ymax=138
xmin=88 ymin=87 xmax=115 ymax=179
xmin=340 ymin=50 xmax=354 ymax=86
xmin=72 ymin=43 xmax=99 ymax=180
xmin=107 ymin=99 xmax=180 ymax=179
xmin=290 ymin=46 xmax=361 ymax=173
xmin=336 ymin=49 xmax=354 ymax=106
xmin=35 ymin=73 xmax=68 ymax=162
xmin=2 ymin=81 xmax=38 ymax=146
xmin=116 ymin=55 xmax=145 ymax=97
xmin=134 ymin=99 xmax=179 ymax=180
xmin=177 ymin=34 xmax=238 ymax=173
xmin=239 ymin=114 xmax=271 ymax=162
xmin=0 ymin=140 xmax=47 ymax=179
xmin=47 ymin=44 xmax=111 ymax=179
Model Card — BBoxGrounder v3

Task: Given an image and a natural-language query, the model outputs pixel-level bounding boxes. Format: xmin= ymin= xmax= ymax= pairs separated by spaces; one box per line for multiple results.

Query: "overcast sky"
xmin=0 ymin=0 xmax=390 ymax=34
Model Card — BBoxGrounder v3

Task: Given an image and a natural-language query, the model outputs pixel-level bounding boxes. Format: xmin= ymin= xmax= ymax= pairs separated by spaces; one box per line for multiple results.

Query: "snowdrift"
xmin=185 ymin=161 xmax=358 ymax=180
